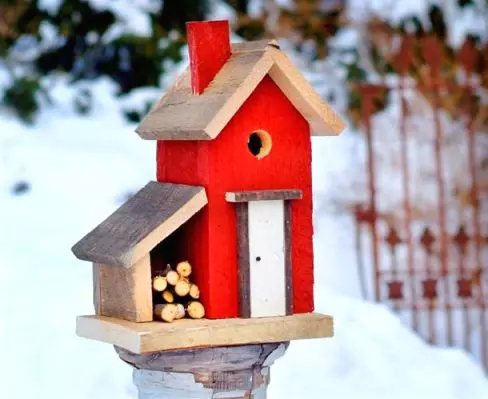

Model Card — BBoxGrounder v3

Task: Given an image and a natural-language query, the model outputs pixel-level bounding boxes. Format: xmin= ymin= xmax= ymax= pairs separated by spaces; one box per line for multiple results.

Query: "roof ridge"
xmin=135 ymin=39 xmax=345 ymax=140
xmin=231 ymin=39 xmax=279 ymax=54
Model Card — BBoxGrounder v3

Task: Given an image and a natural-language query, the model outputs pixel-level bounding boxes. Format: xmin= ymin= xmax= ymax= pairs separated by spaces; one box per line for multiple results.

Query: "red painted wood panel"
xmin=206 ymin=75 xmax=313 ymax=318
xmin=156 ymin=76 xmax=314 ymax=319
xmin=156 ymin=140 xmax=212 ymax=310
xmin=186 ymin=20 xmax=231 ymax=95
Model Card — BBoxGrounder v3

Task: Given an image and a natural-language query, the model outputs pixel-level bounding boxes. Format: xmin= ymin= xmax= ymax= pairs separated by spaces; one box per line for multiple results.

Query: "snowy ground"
xmin=0 ymin=74 xmax=487 ymax=399
xmin=1 ymin=1 xmax=487 ymax=396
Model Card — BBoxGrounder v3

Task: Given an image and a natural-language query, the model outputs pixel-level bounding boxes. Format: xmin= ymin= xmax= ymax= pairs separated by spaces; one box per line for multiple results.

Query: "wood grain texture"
xmin=93 ymin=263 xmax=102 ymax=315
xmin=236 ymin=202 xmax=250 ymax=318
xmin=76 ymin=312 xmax=334 ymax=354
xmin=225 ymin=189 xmax=302 ymax=203
xmin=284 ymin=201 xmax=293 ymax=315
xmin=119 ymin=343 xmax=287 ymax=399
xmin=231 ymin=39 xmax=279 ymax=53
xmin=267 ymin=46 xmax=345 ymax=135
xmin=136 ymin=46 xmax=272 ymax=140
xmin=135 ymin=41 xmax=345 ymax=140
xmin=94 ymin=254 xmax=152 ymax=322
xmin=133 ymin=368 xmax=269 ymax=399
xmin=187 ymin=20 xmax=231 ymax=95
xmin=115 ymin=343 xmax=286 ymax=372
xmin=72 ymin=181 xmax=207 ymax=268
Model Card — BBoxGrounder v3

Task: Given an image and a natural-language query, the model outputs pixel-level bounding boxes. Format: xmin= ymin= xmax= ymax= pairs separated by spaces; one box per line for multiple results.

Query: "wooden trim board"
xmin=284 ymin=201 xmax=293 ymax=315
xmin=76 ymin=313 xmax=334 ymax=354
xmin=236 ymin=202 xmax=251 ymax=317
xmin=267 ymin=48 xmax=345 ymax=135
xmin=234 ymin=197 xmax=296 ymax=318
xmin=226 ymin=190 xmax=302 ymax=203
xmin=93 ymin=255 xmax=153 ymax=322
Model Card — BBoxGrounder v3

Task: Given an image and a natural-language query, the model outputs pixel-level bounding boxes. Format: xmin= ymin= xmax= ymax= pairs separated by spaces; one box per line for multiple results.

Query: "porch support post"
xmin=116 ymin=342 xmax=288 ymax=399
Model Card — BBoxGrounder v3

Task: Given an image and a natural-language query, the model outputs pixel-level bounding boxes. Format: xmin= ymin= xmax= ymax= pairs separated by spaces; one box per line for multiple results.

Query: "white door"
xmin=248 ymin=200 xmax=286 ymax=317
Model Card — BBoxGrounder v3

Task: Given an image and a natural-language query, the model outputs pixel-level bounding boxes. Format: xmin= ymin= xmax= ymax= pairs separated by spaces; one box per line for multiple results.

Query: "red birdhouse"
xmin=73 ymin=20 xmax=344 ymax=353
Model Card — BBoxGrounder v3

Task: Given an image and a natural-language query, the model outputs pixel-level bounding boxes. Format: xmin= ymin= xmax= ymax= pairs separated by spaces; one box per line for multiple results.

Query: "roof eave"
xmin=203 ymin=52 xmax=275 ymax=139
xmin=71 ymin=182 xmax=208 ymax=268
xmin=309 ymin=116 xmax=346 ymax=136
xmin=71 ymin=244 xmax=133 ymax=268
xmin=136 ymin=126 xmax=213 ymax=140
xmin=267 ymin=48 xmax=346 ymax=136
xmin=134 ymin=41 xmax=345 ymax=141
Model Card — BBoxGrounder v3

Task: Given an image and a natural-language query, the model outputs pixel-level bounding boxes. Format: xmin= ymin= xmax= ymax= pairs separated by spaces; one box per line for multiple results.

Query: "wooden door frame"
xmin=226 ymin=190 xmax=302 ymax=318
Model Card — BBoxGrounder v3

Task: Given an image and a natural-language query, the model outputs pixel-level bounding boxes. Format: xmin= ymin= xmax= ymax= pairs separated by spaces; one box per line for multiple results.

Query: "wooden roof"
xmin=135 ymin=40 xmax=345 ymax=140
xmin=72 ymin=182 xmax=207 ymax=268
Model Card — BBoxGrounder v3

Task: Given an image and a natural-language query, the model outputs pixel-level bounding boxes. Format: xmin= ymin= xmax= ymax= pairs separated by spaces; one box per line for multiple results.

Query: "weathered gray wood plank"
xmin=236 ymin=202 xmax=251 ymax=318
xmin=118 ymin=343 xmax=288 ymax=399
xmin=72 ymin=181 xmax=207 ymax=268
xmin=94 ymin=255 xmax=152 ymax=322
xmin=284 ymin=200 xmax=293 ymax=315
xmin=225 ymin=190 xmax=302 ymax=203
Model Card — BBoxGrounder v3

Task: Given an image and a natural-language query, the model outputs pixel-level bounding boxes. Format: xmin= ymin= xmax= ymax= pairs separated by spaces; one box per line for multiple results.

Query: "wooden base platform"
xmin=76 ymin=312 xmax=333 ymax=354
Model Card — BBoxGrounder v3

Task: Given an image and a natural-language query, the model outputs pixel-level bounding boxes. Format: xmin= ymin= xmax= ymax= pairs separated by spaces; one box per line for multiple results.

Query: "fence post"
xmin=116 ymin=343 xmax=288 ymax=398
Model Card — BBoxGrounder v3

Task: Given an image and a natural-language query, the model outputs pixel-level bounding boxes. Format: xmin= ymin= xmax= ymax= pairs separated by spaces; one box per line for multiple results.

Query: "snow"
xmin=347 ymin=0 xmax=430 ymax=25
xmin=271 ymin=291 xmax=488 ymax=399
xmin=0 ymin=77 xmax=150 ymax=399
xmin=347 ymin=0 xmax=488 ymax=48
xmin=39 ymin=0 xmax=158 ymax=38
xmin=1 ymin=1 xmax=487 ymax=397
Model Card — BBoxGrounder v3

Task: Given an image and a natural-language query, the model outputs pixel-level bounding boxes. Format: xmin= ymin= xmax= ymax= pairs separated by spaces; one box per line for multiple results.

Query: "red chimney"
xmin=186 ymin=20 xmax=231 ymax=95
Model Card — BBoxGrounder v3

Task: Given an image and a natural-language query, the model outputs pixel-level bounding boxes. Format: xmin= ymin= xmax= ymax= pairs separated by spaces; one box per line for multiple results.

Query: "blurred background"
xmin=0 ymin=1 xmax=486 ymax=398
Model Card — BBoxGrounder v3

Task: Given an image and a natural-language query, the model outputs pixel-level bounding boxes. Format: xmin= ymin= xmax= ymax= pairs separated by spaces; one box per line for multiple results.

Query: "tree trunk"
xmin=115 ymin=342 xmax=288 ymax=398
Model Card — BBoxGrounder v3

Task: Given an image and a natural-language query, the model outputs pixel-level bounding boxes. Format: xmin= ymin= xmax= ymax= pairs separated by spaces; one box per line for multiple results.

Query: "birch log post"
xmin=115 ymin=342 xmax=288 ymax=399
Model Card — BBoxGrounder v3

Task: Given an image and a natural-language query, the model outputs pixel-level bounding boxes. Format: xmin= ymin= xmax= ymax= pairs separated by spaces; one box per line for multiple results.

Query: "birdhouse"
xmin=73 ymin=20 xmax=344 ymax=354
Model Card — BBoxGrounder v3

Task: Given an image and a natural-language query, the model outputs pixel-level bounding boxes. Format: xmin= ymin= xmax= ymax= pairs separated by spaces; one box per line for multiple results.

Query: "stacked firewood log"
xmin=152 ymin=261 xmax=205 ymax=323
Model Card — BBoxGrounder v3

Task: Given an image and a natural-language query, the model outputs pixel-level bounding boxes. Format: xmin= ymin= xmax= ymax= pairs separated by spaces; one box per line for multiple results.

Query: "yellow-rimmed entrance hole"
xmin=247 ymin=130 xmax=272 ymax=159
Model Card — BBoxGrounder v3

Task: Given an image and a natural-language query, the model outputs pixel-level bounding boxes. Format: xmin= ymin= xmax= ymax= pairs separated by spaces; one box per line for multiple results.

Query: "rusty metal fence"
xmin=352 ymin=37 xmax=487 ymax=368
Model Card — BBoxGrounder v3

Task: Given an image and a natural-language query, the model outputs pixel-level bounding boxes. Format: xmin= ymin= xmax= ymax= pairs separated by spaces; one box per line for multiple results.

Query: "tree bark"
xmin=115 ymin=342 xmax=288 ymax=398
